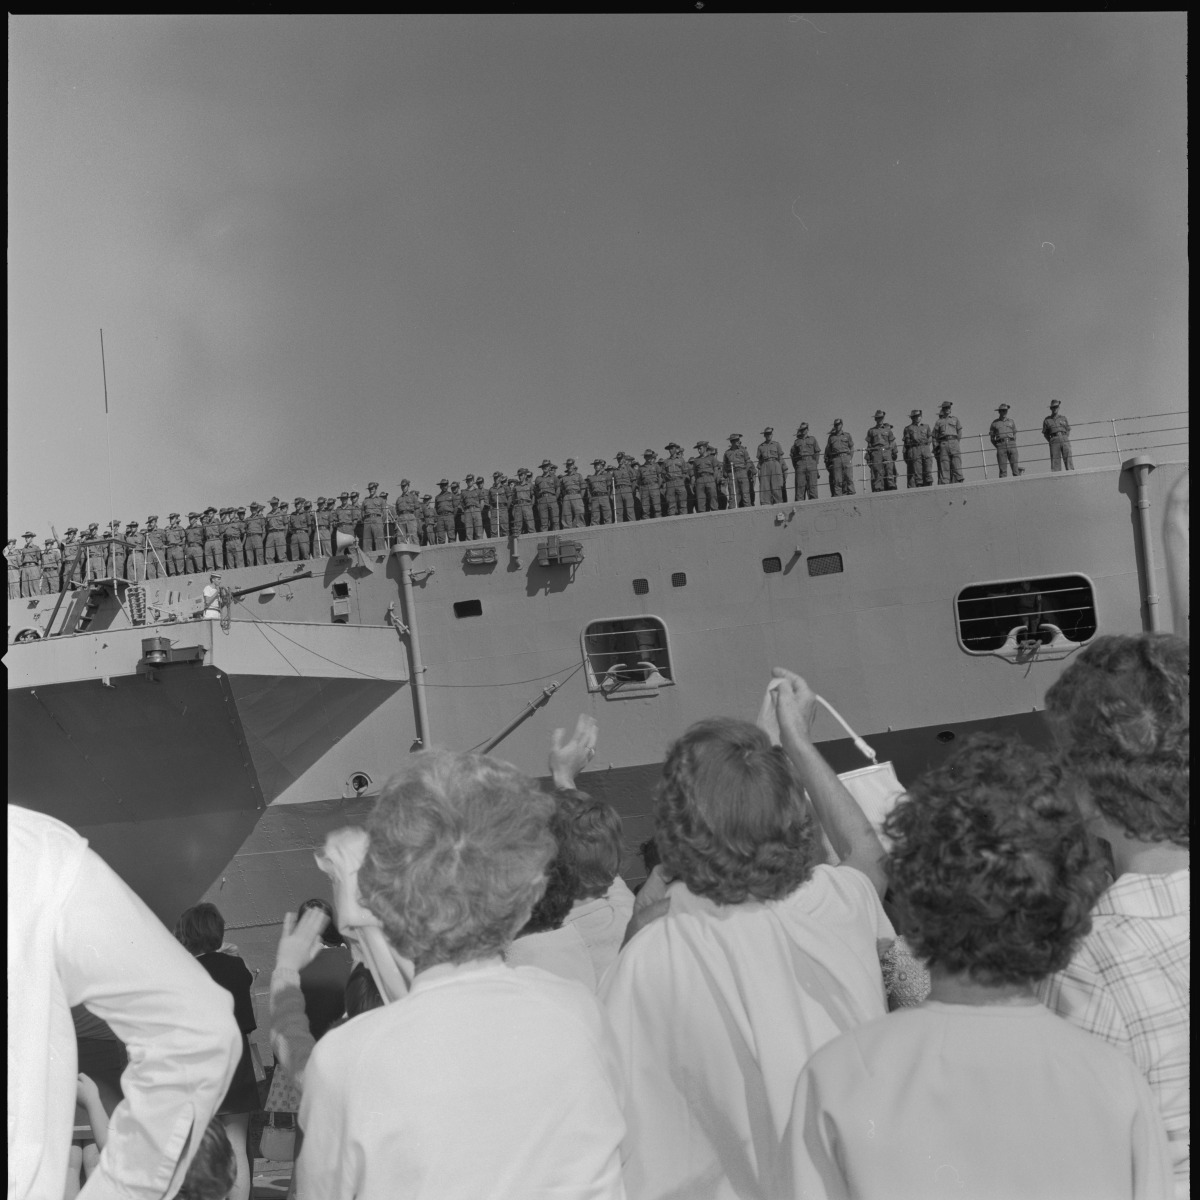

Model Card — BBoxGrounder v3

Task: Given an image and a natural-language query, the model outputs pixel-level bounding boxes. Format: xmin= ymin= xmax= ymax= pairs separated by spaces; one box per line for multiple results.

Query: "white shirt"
xmin=506 ymin=923 xmax=598 ymax=990
xmin=297 ymin=957 xmax=627 ymax=1200
xmin=600 ymin=863 xmax=892 ymax=1200
xmin=7 ymin=805 xmax=240 ymax=1200
xmin=564 ymin=876 xmax=636 ymax=985
xmin=787 ymin=1000 xmax=1173 ymax=1200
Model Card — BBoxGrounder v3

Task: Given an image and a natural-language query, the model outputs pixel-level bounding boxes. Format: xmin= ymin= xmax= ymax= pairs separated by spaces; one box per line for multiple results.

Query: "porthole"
xmin=632 ymin=578 xmax=650 ymax=595
xmin=349 ymin=772 xmax=372 ymax=795
xmin=762 ymin=557 xmax=782 ymax=574
xmin=936 ymin=730 xmax=956 ymax=744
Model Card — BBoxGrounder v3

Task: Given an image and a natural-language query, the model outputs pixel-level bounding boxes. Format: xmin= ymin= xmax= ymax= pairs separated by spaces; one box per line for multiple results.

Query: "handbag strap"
xmin=814 ymin=695 xmax=877 ymax=764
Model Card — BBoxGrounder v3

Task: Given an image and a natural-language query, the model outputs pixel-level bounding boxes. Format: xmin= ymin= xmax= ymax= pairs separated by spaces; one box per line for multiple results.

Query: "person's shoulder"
xmin=8 ymin=803 xmax=87 ymax=855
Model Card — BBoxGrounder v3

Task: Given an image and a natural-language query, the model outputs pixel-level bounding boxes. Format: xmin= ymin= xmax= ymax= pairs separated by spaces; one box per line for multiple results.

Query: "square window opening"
xmin=582 ymin=616 xmax=673 ymax=691
xmin=955 ymin=574 xmax=1097 ymax=653
xmin=453 ymin=599 xmax=483 ymax=619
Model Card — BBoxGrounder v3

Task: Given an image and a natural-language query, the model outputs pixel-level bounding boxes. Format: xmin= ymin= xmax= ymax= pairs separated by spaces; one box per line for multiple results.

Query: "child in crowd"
xmin=785 ymin=733 xmax=1173 ymax=1200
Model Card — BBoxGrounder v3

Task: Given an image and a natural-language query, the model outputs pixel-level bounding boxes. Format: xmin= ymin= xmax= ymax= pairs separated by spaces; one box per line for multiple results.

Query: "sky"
xmin=8 ymin=14 xmax=1187 ymax=538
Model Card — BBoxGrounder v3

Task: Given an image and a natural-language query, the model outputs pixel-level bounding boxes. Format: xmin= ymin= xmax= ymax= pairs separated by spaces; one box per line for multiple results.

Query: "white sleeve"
xmin=57 ymin=848 xmax=241 ymax=1200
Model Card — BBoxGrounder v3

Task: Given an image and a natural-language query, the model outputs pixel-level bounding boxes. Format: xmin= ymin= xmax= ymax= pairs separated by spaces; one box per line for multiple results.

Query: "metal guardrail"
xmin=853 ymin=410 xmax=1187 ymax=490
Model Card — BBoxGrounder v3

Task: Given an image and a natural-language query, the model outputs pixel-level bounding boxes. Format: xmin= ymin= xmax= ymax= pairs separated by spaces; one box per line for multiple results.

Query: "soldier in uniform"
xmin=348 ymin=491 xmax=363 ymax=542
xmin=419 ymin=494 xmax=435 ymax=545
xmin=360 ymin=482 xmax=387 ymax=551
xmin=610 ymin=452 xmax=637 ymax=522
xmin=559 ymin=459 xmax=586 ymax=529
xmin=989 ymin=403 xmax=1022 ymax=478
xmin=183 ymin=513 xmax=204 ymax=574
xmin=636 ymin=450 xmax=662 ymax=519
xmin=308 ymin=499 xmax=329 ymax=558
xmin=220 ymin=509 xmax=243 ymax=570
xmin=125 ymin=521 xmax=146 ymax=580
xmin=933 ymin=401 xmax=963 ymax=484
xmin=825 ymin=420 xmax=856 ymax=496
xmin=200 ymin=509 xmax=223 ymax=572
xmin=902 ymin=410 xmax=933 ymax=488
xmin=7 ymin=537 xmax=22 ymax=598
xmin=723 ymin=434 xmax=755 ymax=508
xmin=161 ymin=514 xmax=186 ymax=576
xmin=791 ymin=424 xmax=821 ymax=500
xmin=688 ymin=442 xmax=717 ymax=513
xmin=535 ymin=461 xmax=561 ymax=531
xmin=661 ymin=444 xmax=688 ymax=515
xmin=242 ymin=503 xmax=267 ymax=565
xmin=486 ymin=473 xmax=510 ymax=539
xmin=142 ymin=515 xmax=165 ymax=578
xmin=394 ymin=481 xmax=421 ymax=544
xmin=756 ymin=427 xmax=786 ymax=505
xmin=288 ymin=497 xmax=311 ymax=560
xmin=329 ymin=492 xmax=351 ymax=538
xmin=42 ymin=538 xmax=62 ymax=594
xmin=59 ymin=528 xmax=80 ymax=589
xmin=865 ymin=411 xmax=899 ymax=492
xmin=460 ymin=475 xmax=485 ymax=541
xmin=510 ymin=470 xmax=536 ymax=535
xmin=264 ymin=499 xmax=288 ymax=564
xmin=446 ymin=481 xmax=464 ymax=541
xmin=19 ymin=532 xmax=45 ymax=597
xmin=585 ymin=459 xmax=613 ymax=525
xmin=82 ymin=524 xmax=104 ymax=580
xmin=433 ymin=480 xmax=456 ymax=544
xmin=1043 ymin=399 xmax=1074 ymax=471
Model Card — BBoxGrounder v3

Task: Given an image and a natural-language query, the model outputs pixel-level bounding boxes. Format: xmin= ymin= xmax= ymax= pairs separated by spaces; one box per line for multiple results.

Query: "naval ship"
xmin=6 ymin=412 xmax=1187 ymax=996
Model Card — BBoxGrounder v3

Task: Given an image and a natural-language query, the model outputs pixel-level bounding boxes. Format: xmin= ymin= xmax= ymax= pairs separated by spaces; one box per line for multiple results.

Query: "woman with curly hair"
xmin=1037 ymin=633 xmax=1189 ymax=1197
xmin=601 ymin=669 xmax=895 ymax=1200
xmin=785 ymin=732 xmax=1173 ymax=1200
xmin=294 ymin=749 xmax=625 ymax=1200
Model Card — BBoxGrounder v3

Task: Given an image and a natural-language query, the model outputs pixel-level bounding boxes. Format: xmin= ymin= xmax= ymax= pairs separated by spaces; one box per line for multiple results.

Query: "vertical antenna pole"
xmin=100 ymin=330 xmax=114 ymax=539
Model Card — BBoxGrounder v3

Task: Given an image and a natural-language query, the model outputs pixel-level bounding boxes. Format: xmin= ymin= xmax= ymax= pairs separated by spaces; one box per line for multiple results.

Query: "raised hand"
xmin=549 ymin=713 xmax=599 ymax=789
xmin=274 ymin=906 xmax=329 ymax=975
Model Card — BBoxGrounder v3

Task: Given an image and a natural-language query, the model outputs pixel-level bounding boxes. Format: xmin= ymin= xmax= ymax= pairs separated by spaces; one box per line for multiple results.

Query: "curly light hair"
xmin=360 ymin=750 xmax=556 ymax=970
xmin=1043 ymin=633 xmax=1188 ymax=847
xmin=556 ymin=791 xmax=625 ymax=900
xmin=653 ymin=717 xmax=820 ymax=906
xmin=884 ymin=733 xmax=1110 ymax=986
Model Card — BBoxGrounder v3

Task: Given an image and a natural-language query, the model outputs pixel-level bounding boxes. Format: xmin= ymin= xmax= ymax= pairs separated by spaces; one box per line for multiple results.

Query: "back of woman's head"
xmin=653 ymin=717 xmax=819 ymax=905
xmin=174 ymin=903 xmax=225 ymax=955
xmin=560 ymin=796 xmax=625 ymax=900
xmin=343 ymin=961 xmax=385 ymax=1018
xmin=360 ymin=749 xmax=556 ymax=969
xmin=520 ymin=807 xmax=583 ymax=934
xmin=1043 ymin=633 xmax=1188 ymax=846
xmin=884 ymin=732 xmax=1109 ymax=986
xmin=298 ymin=897 xmax=345 ymax=947
xmin=177 ymin=1118 xmax=236 ymax=1200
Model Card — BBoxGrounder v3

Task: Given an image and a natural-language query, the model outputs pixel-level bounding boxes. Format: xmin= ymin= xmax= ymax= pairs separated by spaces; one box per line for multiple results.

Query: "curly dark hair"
xmin=177 ymin=1118 xmax=236 ymax=1200
xmin=1043 ymin=634 xmax=1188 ymax=847
xmin=653 ymin=718 xmax=820 ymax=906
xmin=174 ymin=903 xmax=224 ymax=955
xmin=558 ymin=794 xmax=625 ymax=900
xmin=883 ymin=732 xmax=1110 ymax=986
xmin=298 ymin=897 xmax=346 ymax=948
xmin=520 ymin=807 xmax=582 ymax=933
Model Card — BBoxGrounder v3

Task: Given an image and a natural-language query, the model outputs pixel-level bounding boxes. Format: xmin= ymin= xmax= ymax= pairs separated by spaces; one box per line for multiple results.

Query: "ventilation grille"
xmin=807 ymin=553 xmax=844 ymax=577
xmin=671 ymin=572 xmax=687 ymax=588
xmin=632 ymin=578 xmax=650 ymax=595
xmin=762 ymin=557 xmax=782 ymax=574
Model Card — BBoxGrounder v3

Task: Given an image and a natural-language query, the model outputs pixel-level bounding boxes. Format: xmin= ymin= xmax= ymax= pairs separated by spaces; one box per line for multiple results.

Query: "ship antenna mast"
xmin=100 ymin=329 xmax=114 ymax=540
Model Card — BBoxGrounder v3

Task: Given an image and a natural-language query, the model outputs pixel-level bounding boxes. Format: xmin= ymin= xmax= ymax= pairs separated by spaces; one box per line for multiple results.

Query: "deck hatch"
xmin=581 ymin=616 xmax=674 ymax=693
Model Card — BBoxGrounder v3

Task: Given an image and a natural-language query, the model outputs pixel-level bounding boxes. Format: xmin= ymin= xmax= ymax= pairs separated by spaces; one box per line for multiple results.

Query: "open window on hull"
xmin=582 ymin=616 xmax=674 ymax=696
xmin=956 ymin=574 xmax=1097 ymax=662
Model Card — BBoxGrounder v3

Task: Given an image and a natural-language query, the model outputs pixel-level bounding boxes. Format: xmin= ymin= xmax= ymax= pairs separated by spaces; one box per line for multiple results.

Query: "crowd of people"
xmin=6 ymin=401 xmax=1076 ymax=597
xmin=9 ymin=622 xmax=1186 ymax=1200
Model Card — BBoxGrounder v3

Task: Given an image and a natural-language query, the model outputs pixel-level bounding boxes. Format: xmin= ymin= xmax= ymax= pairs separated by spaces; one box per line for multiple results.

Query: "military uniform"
xmin=637 ymin=452 xmax=663 ymax=519
xmin=508 ymin=473 xmax=534 ymax=535
xmin=989 ymin=405 xmax=1021 ymax=478
xmin=791 ymin=427 xmax=820 ymax=500
xmin=125 ymin=523 xmax=146 ymax=580
xmin=261 ymin=500 xmax=284 ymax=563
xmin=219 ymin=511 xmax=244 ymax=570
xmin=348 ymin=492 xmax=364 ymax=542
xmin=689 ymin=442 xmax=718 ymax=512
xmin=61 ymin=529 xmax=83 ymax=588
xmin=535 ymin=464 xmax=561 ymax=531
xmin=661 ymin=445 xmax=688 ymax=515
xmin=199 ymin=511 xmax=222 ymax=571
xmin=420 ymin=496 xmax=436 ymax=545
xmin=361 ymin=484 xmax=387 ymax=551
xmin=902 ymin=411 xmax=934 ymax=488
xmin=933 ymin=404 xmax=963 ymax=484
xmin=161 ymin=515 xmax=185 ymax=575
xmin=585 ymin=461 xmax=613 ymax=525
xmin=825 ymin=424 xmax=856 ymax=496
xmin=142 ymin=517 xmax=165 ymax=578
xmin=485 ymin=475 xmax=510 ymax=538
xmin=1043 ymin=402 xmax=1073 ymax=470
xmin=7 ymin=540 xmax=22 ymax=598
xmin=19 ymin=534 xmax=44 ymax=597
xmin=41 ymin=539 xmax=62 ymax=594
xmin=723 ymin=436 xmax=755 ymax=507
xmin=865 ymin=412 xmax=898 ymax=492
xmin=559 ymin=462 xmax=586 ymax=528
xmin=84 ymin=526 xmax=105 ymax=579
xmin=756 ymin=429 xmax=786 ymax=504
xmin=430 ymin=482 xmax=454 ymax=544
xmin=460 ymin=477 xmax=485 ymax=541
xmin=287 ymin=498 xmax=311 ymax=560
xmin=394 ymin=484 xmax=422 ymax=543
xmin=611 ymin=455 xmax=637 ymax=522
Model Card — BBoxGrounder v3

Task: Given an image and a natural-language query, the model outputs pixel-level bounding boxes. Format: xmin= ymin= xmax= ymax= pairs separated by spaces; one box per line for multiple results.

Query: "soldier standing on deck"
xmin=756 ymin=428 xmax=786 ymax=505
xmin=306 ymin=500 xmax=327 ymax=558
xmin=361 ymin=482 xmax=387 ymax=551
xmin=535 ymin=462 xmax=561 ymax=531
xmin=989 ymin=404 xmax=1023 ymax=478
xmin=142 ymin=516 xmax=164 ymax=579
xmin=661 ymin=444 xmax=688 ymax=515
xmin=417 ymin=494 xmax=433 ymax=545
xmin=59 ymin=528 xmax=80 ymax=589
xmin=162 ymin=514 xmax=186 ymax=576
xmin=902 ymin=410 xmax=933 ymax=488
xmin=42 ymin=538 xmax=62 ymax=594
xmin=460 ymin=475 xmax=485 ymax=541
xmin=125 ymin=522 xmax=146 ymax=581
xmin=1043 ymin=399 xmax=1074 ymax=470
xmin=586 ymin=459 xmax=613 ymax=525
xmin=222 ymin=509 xmax=245 ymax=570
xmin=82 ymin=524 xmax=103 ymax=580
xmin=723 ymin=434 xmax=755 ymax=508
xmin=19 ymin=532 xmax=44 ymax=596
xmin=825 ymin=420 xmax=856 ymax=496
xmin=264 ymin=499 xmax=288 ymax=564
xmin=688 ymin=442 xmax=717 ymax=513
xmin=432 ymin=480 xmax=455 ymax=544
xmin=509 ymin=470 xmax=535 ymax=535
xmin=486 ymin=473 xmax=510 ymax=539
xmin=637 ymin=450 xmax=663 ymax=519
xmin=394 ymin=481 xmax=421 ymax=543
xmin=933 ymin=401 xmax=963 ymax=484
xmin=865 ymin=411 xmax=898 ymax=492
xmin=183 ymin=513 xmax=204 ymax=574
xmin=328 ymin=492 xmax=349 ymax=539
xmin=790 ymin=424 xmax=820 ymax=500
xmin=6 ymin=538 xmax=21 ymax=598
xmin=348 ymin=491 xmax=363 ymax=542
xmin=610 ymin=453 xmax=637 ymax=522
xmin=243 ymin=504 xmax=267 ymax=565
xmin=288 ymin=498 xmax=311 ymax=560
xmin=560 ymin=460 xmax=586 ymax=529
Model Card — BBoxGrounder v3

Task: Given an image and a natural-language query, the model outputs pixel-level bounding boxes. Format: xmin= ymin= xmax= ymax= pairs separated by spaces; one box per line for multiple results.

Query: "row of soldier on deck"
xmin=8 ymin=400 xmax=1075 ymax=595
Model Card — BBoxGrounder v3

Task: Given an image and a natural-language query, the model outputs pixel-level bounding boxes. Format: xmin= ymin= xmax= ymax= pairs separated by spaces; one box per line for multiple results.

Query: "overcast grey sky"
xmin=8 ymin=14 xmax=1187 ymax=538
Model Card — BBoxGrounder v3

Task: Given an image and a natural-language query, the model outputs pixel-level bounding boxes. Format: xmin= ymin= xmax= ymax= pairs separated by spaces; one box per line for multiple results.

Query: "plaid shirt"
xmin=1038 ymin=869 xmax=1190 ymax=1196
